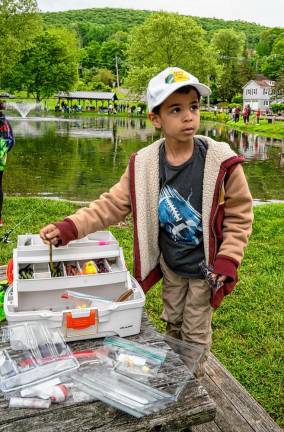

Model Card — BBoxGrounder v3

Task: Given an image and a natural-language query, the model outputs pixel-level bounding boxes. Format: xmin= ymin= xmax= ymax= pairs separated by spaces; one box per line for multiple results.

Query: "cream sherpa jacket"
xmin=58 ymin=136 xmax=253 ymax=308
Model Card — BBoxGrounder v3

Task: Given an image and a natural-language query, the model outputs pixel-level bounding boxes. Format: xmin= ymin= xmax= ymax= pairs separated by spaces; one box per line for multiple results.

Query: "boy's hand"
xmin=210 ymin=273 xmax=227 ymax=294
xmin=40 ymin=224 xmax=61 ymax=246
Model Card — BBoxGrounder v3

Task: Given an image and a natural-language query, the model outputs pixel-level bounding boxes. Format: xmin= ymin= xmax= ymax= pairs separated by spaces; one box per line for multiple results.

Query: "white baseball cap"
xmin=147 ymin=67 xmax=211 ymax=112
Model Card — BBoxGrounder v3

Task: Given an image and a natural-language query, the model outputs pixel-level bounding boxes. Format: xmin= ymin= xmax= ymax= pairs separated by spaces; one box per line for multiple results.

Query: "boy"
xmin=40 ymin=67 xmax=253 ymax=376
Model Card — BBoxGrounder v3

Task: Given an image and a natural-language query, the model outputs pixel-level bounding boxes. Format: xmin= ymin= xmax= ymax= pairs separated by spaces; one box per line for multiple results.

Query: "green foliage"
xmin=231 ymin=93 xmax=243 ymax=104
xmin=0 ymin=6 xmax=278 ymax=103
xmin=256 ymin=28 xmax=284 ymax=56
xmin=270 ymin=102 xmax=284 ymax=113
xmin=0 ymin=0 xmax=43 ymax=88
xmin=90 ymin=81 xmax=112 ymax=92
xmin=211 ymin=28 xmax=246 ymax=59
xmin=80 ymin=41 xmax=101 ymax=69
xmin=126 ymin=12 xmax=216 ymax=94
xmin=8 ymin=28 xmax=80 ymax=101
xmin=258 ymin=29 xmax=284 ymax=79
xmin=195 ymin=16 xmax=266 ymax=49
xmin=99 ymin=38 xmax=126 ymax=75
xmin=42 ymin=8 xmax=267 ymax=51
xmin=94 ymin=68 xmax=114 ymax=87
xmin=211 ymin=29 xmax=246 ymax=101
xmin=42 ymin=8 xmax=149 ymax=30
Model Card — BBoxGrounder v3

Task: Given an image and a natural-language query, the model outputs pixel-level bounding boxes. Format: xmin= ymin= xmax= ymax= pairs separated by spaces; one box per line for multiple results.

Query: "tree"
xmin=8 ymin=28 xmax=79 ymax=101
xmin=210 ymin=29 xmax=246 ymax=101
xmin=94 ymin=68 xmax=114 ymax=87
xmin=126 ymin=12 xmax=218 ymax=94
xmin=256 ymin=28 xmax=284 ymax=57
xmin=0 ymin=0 xmax=42 ymax=87
xmin=99 ymin=36 xmax=127 ymax=75
xmin=81 ymin=41 xmax=101 ymax=69
xmin=260 ymin=35 xmax=284 ymax=80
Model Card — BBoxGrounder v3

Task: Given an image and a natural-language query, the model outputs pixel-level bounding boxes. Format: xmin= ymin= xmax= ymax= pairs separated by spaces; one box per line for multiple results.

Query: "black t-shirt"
xmin=158 ymin=138 xmax=207 ymax=277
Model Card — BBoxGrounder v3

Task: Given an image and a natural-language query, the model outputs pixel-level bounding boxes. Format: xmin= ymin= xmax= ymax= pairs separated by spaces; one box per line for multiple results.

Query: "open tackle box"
xmin=4 ymin=232 xmax=145 ymax=342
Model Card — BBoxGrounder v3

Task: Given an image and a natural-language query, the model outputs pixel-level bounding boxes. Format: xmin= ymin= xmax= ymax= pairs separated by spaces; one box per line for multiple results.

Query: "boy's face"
xmin=149 ymin=89 xmax=200 ymax=146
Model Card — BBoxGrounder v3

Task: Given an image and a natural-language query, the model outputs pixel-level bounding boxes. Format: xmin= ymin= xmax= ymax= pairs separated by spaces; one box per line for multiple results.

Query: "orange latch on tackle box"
xmin=6 ymin=259 xmax=14 ymax=285
xmin=66 ymin=309 xmax=97 ymax=330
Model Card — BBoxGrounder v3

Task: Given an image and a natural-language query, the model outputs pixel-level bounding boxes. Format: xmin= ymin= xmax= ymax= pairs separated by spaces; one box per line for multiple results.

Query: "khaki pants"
xmin=160 ymin=255 xmax=212 ymax=377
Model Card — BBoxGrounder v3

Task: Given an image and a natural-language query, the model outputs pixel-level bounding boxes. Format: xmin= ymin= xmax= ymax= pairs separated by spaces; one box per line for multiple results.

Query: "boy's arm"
xmin=52 ymin=166 xmax=131 ymax=245
xmin=213 ymin=164 xmax=253 ymax=282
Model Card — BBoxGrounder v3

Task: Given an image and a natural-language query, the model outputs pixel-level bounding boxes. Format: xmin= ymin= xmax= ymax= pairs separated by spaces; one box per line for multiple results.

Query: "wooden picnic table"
xmin=0 ymin=311 xmax=216 ymax=432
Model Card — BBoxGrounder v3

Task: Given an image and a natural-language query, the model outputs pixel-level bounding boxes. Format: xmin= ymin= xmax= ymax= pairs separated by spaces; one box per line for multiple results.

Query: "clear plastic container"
xmin=72 ymin=365 xmax=175 ymax=417
xmin=0 ymin=322 xmax=79 ymax=393
xmin=164 ymin=335 xmax=205 ymax=375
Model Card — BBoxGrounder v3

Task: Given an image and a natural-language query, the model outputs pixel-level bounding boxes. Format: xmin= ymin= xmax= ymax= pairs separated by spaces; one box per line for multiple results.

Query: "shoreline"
xmin=6 ymin=110 xmax=284 ymax=140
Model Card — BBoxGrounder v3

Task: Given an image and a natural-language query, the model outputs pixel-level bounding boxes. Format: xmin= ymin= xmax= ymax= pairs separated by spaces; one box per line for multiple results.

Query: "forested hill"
xmin=42 ymin=7 xmax=268 ymax=48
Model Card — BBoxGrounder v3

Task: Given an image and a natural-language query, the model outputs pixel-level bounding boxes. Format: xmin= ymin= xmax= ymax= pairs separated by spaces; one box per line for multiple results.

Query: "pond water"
xmin=4 ymin=116 xmax=284 ymax=202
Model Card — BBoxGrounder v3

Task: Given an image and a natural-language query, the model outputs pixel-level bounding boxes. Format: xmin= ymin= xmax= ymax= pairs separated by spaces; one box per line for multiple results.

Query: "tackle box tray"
xmin=13 ymin=232 xmax=128 ymax=306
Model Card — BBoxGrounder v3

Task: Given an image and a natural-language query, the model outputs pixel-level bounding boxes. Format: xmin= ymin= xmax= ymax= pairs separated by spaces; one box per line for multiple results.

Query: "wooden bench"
xmin=265 ymin=115 xmax=284 ymax=123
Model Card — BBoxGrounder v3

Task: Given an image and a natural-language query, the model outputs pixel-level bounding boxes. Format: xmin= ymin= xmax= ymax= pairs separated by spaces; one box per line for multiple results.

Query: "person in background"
xmin=256 ymin=108 xmax=261 ymax=124
xmin=0 ymin=101 xmax=15 ymax=227
xmin=40 ymin=67 xmax=253 ymax=377
xmin=246 ymin=104 xmax=251 ymax=123
xmin=235 ymin=106 xmax=240 ymax=122
xmin=242 ymin=105 xmax=249 ymax=124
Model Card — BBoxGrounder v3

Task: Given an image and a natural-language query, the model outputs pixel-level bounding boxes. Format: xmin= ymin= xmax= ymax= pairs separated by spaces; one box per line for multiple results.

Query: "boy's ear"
xmin=148 ymin=112 xmax=162 ymax=129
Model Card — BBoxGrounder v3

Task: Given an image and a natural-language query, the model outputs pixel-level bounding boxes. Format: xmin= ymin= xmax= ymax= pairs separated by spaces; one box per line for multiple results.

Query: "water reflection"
xmin=5 ymin=117 xmax=284 ymax=201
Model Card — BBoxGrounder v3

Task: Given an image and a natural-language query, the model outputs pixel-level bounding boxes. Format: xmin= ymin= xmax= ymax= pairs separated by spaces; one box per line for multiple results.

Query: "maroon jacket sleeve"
xmin=54 ymin=218 xmax=78 ymax=246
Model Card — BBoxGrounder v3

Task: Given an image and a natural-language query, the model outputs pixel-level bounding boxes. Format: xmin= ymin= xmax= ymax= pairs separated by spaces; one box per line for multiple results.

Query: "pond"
xmin=4 ymin=116 xmax=284 ymax=202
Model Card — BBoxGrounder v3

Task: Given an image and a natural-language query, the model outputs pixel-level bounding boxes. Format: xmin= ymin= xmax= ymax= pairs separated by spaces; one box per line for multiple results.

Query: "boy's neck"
xmin=164 ymin=137 xmax=195 ymax=166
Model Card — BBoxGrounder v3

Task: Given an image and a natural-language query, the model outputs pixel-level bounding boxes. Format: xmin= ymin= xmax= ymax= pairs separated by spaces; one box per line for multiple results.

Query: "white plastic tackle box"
xmin=4 ymin=232 xmax=145 ymax=342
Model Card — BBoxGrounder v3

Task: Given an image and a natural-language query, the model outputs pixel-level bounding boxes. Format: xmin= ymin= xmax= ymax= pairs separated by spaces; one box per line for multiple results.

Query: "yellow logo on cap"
xmin=165 ymin=70 xmax=190 ymax=84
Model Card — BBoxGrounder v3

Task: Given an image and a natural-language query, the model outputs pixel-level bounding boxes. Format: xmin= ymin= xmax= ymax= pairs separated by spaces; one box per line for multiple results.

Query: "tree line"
xmin=0 ymin=2 xmax=283 ymax=103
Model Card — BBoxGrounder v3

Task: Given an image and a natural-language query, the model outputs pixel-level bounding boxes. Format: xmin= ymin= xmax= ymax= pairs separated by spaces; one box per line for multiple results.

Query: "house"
xmin=242 ymin=75 xmax=275 ymax=111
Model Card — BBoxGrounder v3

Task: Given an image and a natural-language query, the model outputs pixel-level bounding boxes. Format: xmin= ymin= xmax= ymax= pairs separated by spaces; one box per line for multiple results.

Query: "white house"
xmin=243 ymin=75 xmax=275 ymax=111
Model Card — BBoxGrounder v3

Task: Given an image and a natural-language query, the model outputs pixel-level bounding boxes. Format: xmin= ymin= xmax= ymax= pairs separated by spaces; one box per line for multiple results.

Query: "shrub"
xmin=270 ymin=102 xmax=284 ymax=114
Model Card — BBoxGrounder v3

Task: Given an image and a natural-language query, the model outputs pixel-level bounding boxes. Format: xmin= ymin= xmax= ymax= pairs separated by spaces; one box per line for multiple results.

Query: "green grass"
xmin=0 ymin=198 xmax=283 ymax=427
xmin=201 ymin=111 xmax=284 ymax=139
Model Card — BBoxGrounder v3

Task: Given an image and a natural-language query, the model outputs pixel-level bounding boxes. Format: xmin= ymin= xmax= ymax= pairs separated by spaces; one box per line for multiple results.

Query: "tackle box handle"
xmin=65 ymin=309 xmax=97 ymax=330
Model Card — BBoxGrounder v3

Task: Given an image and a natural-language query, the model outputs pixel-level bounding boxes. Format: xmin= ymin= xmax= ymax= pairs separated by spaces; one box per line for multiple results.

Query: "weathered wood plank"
xmin=193 ymin=421 xmax=222 ymax=432
xmin=192 ymin=354 xmax=282 ymax=432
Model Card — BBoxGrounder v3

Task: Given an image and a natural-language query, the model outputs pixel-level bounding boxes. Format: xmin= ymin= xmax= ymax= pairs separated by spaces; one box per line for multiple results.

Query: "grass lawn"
xmin=0 ymin=198 xmax=283 ymax=427
xmin=201 ymin=111 xmax=284 ymax=139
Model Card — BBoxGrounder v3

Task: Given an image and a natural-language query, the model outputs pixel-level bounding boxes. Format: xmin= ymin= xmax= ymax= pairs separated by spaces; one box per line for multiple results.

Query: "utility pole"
xmin=115 ymin=56 xmax=120 ymax=90
xmin=207 ymin=75 xmax=210 ymax=109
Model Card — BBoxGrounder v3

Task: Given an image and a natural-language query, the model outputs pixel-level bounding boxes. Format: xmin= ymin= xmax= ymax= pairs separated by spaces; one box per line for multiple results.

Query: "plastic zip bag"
xmin=104 ymin=336 xmax=167 ymax=362
xmin=104 ymin=336 xmax=167 ymax=379
xmin=72 ymin=366 xmax=175 ymax=418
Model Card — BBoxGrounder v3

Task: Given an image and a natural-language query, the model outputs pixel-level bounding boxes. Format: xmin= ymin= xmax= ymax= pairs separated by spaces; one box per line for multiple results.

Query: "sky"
xmin=37 ymin=0 xmax=283 ymax=28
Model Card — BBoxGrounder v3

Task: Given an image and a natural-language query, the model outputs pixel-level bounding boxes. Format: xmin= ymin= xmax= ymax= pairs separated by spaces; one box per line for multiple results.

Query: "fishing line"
xmin=0 ymin=200 xmax=46 ymax=244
